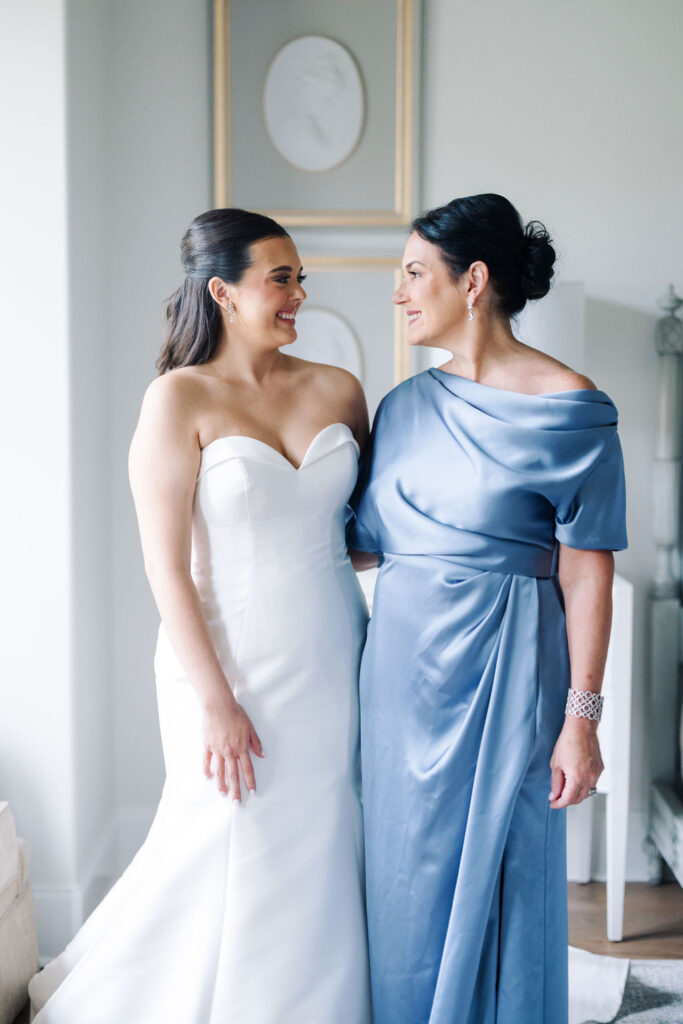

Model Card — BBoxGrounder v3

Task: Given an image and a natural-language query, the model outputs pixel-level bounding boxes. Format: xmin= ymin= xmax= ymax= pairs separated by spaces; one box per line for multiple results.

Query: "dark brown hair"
xmin=411 ymin=193 xmax=555 ymax=317
xmin=157 ymin=208 xmax=289 ymax=374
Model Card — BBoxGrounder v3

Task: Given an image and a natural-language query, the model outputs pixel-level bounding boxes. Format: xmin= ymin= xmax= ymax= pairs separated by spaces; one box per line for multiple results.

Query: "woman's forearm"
xmin=558 ymin=548 xmax=614 ymax=696
xmin=146 ymin=563 xmax=237 ymax=710
xmin=549 ymin=547 xmax=613 ymax=807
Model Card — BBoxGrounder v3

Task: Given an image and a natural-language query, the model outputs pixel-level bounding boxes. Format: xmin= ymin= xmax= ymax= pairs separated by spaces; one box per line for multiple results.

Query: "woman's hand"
xmin=202 ymin=689 xmax=264 ymax=801
xmin=548 ymin=717 xmax=603 ymax=809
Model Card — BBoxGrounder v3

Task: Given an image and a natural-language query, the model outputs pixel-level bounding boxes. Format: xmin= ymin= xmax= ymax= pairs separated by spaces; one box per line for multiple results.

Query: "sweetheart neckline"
xmin=200 ymin=421 xmax=359 ymax=472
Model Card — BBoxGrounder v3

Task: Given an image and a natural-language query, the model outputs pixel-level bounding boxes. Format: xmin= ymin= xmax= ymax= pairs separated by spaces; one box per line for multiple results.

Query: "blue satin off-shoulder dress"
xmin=348 ymin=367 xmax=627 ymax=1024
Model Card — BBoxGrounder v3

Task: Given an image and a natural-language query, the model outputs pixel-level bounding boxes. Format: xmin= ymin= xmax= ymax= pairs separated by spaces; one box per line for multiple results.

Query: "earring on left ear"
xmin=467 ymin=299 xmax=474 ymax=321
xmin=227 ymin=298 xmax=235 ymax=324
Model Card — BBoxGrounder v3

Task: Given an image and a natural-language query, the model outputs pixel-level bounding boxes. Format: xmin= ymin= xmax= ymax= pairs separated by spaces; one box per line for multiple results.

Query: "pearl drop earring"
xmin=467 ymin=299 xmax=474 ymax=322
xmin=227 ymin=298 xmax=235 ymax=323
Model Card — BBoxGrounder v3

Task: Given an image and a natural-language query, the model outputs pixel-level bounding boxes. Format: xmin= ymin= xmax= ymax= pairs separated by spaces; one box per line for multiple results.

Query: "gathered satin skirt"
xmin=360 ymin=553 xmax=569 ymax=1024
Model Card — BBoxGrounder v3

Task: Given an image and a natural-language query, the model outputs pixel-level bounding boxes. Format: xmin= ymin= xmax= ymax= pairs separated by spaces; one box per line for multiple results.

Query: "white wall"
xmin=422 ymin=0 xmax=683 ymax=310
xmin=0 ymin=0 xmax=78 ymax=956
xmin=105 ymin=0 xmax=213 ymax=831
xmin=0 ymin=0 xmax=212 ymax=959
xmin=66 ymin=0 xmax=117 ymax=915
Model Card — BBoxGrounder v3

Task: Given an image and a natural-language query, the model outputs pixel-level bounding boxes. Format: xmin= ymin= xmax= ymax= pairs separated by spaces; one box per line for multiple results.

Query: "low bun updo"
xmin=521 ymin=219 xmax=556 ymax=302
xmin=411 ymin=194 xmax=555 ymax=317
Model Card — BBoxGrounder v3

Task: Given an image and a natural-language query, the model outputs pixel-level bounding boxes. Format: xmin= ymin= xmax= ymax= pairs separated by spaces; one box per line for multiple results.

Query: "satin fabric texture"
xmin=349 ymin=368 xmax=627 ymax=1024
xmin=30 ymin=423 xmax=372 ymax=1024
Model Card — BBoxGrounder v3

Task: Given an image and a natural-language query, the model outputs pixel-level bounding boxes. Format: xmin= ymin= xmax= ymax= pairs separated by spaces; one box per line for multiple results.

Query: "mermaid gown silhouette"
xmin=30 ymin=422 xmax=371 ymax=1024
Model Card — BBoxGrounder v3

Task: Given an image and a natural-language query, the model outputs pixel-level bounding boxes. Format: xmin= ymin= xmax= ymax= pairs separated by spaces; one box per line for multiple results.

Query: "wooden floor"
xmin=569 ymin=881 xmax=683 ymax=958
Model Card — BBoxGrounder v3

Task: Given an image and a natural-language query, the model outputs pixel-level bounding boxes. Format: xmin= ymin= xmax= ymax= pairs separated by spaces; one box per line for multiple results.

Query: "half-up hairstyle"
xmin=157 ymin=208 xmax=290 ymax=374
xmin=411 ymin=193 xmax=555 ymax=317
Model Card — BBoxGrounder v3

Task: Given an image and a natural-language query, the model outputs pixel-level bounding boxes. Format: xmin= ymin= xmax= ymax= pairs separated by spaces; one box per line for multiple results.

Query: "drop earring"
xmin=467 ymin=299 xmax=474 ymax=322
xmin=227 ymin=298 xmax=235 ymax=323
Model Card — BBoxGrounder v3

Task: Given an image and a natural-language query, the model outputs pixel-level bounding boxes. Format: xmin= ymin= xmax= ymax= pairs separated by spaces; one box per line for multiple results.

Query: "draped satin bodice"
xmin=33 ymin=418 xmax=372 ymax=1024
xmin=350 ymin=368 xmax=627 ymax=576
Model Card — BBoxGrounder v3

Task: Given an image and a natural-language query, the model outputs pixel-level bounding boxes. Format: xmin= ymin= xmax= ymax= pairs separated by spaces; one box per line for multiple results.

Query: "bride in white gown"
xmin=29 ymin=209 xmax=372 ymax=1024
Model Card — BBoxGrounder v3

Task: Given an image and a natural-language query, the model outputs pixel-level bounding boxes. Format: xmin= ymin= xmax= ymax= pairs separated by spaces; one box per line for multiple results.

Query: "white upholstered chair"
xmin=0 ymin=802 xmax=39 ymax=1024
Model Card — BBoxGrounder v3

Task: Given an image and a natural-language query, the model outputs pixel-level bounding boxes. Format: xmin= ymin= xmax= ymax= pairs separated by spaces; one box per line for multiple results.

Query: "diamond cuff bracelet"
xmin=565 ymin=688 xmax=604 ymax=722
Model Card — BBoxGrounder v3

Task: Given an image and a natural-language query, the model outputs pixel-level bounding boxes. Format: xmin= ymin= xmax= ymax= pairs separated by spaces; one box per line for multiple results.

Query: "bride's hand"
xmin=202 ymin=690 xmax=264 ymax=801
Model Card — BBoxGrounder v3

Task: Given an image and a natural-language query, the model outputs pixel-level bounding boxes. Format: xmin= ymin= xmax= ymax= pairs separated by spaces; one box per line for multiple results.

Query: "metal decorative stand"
xmin=647 ymin=285 xmax=683 ymax=885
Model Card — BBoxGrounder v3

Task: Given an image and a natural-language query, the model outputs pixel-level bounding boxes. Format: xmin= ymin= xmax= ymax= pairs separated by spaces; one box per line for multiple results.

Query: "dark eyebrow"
xmin=269 ymin=265 xmax=304 ymax=274
xmin=405 ymin=260 xmax=424 ymax=270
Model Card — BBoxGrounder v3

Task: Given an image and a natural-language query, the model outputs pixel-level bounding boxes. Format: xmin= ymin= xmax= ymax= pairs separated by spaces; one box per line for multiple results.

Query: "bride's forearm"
xmin=145 ymin=563 xmax=236 ymax=710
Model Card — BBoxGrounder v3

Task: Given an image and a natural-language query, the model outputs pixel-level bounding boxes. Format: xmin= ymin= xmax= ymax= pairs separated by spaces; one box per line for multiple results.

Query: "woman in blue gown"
xmin=349 ymin=194 xmax=627 ymax=1024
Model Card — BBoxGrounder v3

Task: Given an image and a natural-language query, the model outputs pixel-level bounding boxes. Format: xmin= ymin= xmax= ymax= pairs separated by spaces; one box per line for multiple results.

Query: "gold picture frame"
xmin=214 ymin=0 xmax=418 ymax=226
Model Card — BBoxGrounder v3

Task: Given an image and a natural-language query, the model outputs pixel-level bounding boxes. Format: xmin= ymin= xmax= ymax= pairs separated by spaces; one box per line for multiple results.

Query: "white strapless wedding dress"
xmin=30 ymin=422 xmax=372 ymax=1024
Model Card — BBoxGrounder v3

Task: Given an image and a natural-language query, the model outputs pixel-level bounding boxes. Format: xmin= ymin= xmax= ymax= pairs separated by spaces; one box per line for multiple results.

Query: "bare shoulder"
xmin=142 ymin=365 xmax=208 ymax=405
xmin=286 ymin=356 xmax=362 ymax=396
xmin=541 ymin=364 xmax=596 ymax=393
xmin=286 ymin=357 xmax=366 ymax=411
xmin=142 ymin=366 xmax=215 ymax=416
xmin=285 ymin=356 xmax=368 ymax=439
xmin=317 ymin=362 xmax=364 ymax=400
xmin=135 ymin=367 xmax=208 ymax=445
xmin=312 ymin=363 xmax=367 ymax=427
xmin=517 ymin=347 xmax=597 ymax=394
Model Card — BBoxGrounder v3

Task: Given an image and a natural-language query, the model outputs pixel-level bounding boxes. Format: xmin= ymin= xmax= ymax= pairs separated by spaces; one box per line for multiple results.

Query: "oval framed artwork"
xmin=263 ymin=35 xmax=365 ymax=174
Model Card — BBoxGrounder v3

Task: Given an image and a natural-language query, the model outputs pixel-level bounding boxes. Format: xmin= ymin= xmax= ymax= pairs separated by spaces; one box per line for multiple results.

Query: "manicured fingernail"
xmin=249 ymin=788 xmax=256 ymax=795
xmin=232 ymin=798 xmax=241 ymax=805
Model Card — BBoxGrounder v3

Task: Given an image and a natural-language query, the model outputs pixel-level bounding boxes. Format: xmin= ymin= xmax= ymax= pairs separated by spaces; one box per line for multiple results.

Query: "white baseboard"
xmin=33 ymin=812 xmax=120 ymax=962
xmin=80 ymin=814 xmax=117 ymax=918
xmin=32 ymin=885 xmax=84 ymax=964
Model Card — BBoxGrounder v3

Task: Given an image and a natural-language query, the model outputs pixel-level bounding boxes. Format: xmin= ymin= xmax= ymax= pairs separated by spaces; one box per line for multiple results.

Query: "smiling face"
xmin=393 ymin=232 xmax=467 ymax=347
xmin=226 ymin=235 xmax=307 ymax=348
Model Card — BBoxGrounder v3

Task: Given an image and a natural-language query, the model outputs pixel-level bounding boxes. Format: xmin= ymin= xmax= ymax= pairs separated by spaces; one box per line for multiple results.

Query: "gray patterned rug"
xmin=612 ymin=960 xmax=683 ymax=1023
